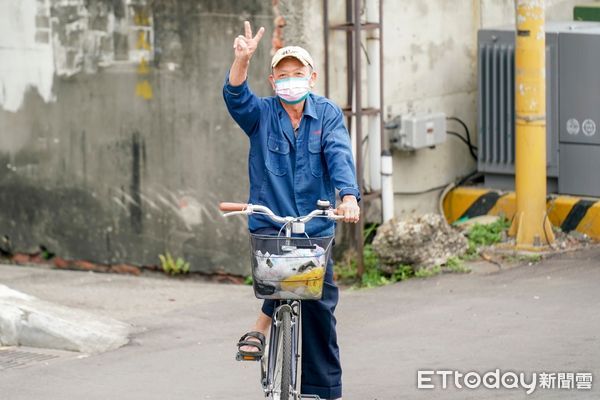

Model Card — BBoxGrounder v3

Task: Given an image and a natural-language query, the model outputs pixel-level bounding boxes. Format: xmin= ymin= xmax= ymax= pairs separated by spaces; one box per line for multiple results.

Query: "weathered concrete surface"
xmin=0 ymin=284 xmax=130 ymax=353
xmin=0 ymin=246 xmax=599 ymax=399
xmin=372 ymin=213 xmax=468 ymax=268
xmin=0 ymin=0 xmax=274 ymax=275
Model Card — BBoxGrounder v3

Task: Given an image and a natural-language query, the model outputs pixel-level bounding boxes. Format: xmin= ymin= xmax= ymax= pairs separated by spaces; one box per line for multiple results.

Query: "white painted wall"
xmin=297 ymin=0 xmax=584 ymax=218
xmin=0 ymin=0 xmax=54 ymax=113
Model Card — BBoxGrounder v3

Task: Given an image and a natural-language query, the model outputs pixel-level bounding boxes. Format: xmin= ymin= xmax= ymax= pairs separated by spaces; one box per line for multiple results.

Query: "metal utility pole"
xmin=509 ymin=0 xmax=555 ymax=249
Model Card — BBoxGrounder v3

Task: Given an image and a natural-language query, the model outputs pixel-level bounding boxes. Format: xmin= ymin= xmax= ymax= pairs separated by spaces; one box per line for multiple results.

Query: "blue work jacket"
xmin=223 ymin=76 xmax=360 ymax=237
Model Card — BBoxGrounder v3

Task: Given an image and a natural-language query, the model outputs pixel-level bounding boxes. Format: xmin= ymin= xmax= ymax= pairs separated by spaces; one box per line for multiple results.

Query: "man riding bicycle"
xmin=223 ymin=21 xmax=360 ymax=400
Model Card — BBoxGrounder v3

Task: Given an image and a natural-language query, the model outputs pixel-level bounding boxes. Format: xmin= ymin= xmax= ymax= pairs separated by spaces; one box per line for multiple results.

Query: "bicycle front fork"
xmin=261 ymin=300 xmax=318 ymax=400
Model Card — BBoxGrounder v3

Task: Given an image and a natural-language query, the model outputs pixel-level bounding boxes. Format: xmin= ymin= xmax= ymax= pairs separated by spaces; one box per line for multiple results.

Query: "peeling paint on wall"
xmin=0 ymin=0 xmax=155 ymax=112
xmin=127 ymin=0 xmax=154 ymax=64
xmin=0 ymin=0 xmax=55 ymax=112
xmin=132 ymin=2 xmax=154 ymax=99
xmin=51 ymin=0 xmax=154 ymax=76
xmin=51 ymin=0 xmax=114 ymax=76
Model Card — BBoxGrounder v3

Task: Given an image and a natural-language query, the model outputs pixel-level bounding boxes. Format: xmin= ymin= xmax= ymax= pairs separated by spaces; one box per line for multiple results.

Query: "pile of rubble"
xmin=372 ymin=213 xmax=468 ymax=269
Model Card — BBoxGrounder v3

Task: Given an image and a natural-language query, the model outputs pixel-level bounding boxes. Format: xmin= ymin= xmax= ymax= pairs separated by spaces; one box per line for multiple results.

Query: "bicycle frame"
xmin=221 ymin=200 xmax=341 ymax=400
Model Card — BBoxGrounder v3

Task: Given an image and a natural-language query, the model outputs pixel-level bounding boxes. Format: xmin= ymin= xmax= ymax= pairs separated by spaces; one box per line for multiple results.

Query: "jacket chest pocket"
xmin=308 ymin=135 xmax=323 ymax=178
xmin=265 ymin=135 xmax=290 ymax=176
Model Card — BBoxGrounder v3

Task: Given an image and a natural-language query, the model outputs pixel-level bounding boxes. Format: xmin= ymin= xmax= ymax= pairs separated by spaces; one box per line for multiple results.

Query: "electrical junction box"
xmin=388 ymin=112 xmax=446 ymax=151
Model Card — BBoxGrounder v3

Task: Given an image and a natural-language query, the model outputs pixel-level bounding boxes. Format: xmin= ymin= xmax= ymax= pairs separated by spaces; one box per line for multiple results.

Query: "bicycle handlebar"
xmin=219 ymin=202 xmax=249 ymax=212
xmin=218 ymin=202 xmax=344 ymax=224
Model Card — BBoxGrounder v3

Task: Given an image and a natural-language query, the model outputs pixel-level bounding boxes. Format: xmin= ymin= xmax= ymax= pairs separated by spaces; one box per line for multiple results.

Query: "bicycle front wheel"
xmin=273 ymin=307 xmax=292 ymax=400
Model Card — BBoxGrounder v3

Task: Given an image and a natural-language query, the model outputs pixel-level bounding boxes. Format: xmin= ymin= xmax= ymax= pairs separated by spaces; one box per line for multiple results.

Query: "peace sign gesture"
xmin=233 ymin=21 xmax=265 ymax=61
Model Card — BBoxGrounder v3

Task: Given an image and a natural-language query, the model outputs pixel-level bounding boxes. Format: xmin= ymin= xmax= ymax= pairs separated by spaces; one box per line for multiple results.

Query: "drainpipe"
xmin=378 ymin=0 xmax=393 ymax=222
xmin=509 ymin=0 xmax=555 ymax=249
xmin=381 ymin=150 xmax=394 ymax=222
xmin=366 ymin=0 xmax=381 ymax=192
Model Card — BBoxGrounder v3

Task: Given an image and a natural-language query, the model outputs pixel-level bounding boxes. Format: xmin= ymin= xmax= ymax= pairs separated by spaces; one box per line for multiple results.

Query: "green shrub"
xmin=158 ymin=252 xmax=190 ymax=276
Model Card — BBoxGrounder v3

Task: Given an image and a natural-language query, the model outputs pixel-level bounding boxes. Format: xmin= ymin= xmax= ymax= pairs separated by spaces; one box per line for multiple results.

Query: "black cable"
xmin=397 ymin=169 xmax=482 ymax=196
xmin=394 ymin=184 xmax=449 ymax=195
xmin=456 ymin=170 xmax=482 ymax=186
xmin=447 ymin=131 xmax=478 ymax=161
xmin=447 ymin=131 xmax=474 ymax=149
xmin=447 ymin=116 xmax=474 ymax=147
xmin=447 ymin=116 xmax=478 ymax=160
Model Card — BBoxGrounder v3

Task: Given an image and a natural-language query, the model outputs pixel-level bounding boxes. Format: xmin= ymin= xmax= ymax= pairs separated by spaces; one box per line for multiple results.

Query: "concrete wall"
xmin=0 ymin=0 xmax=274 ymax=275
xmin=280 ymin=0 xmax=584 ymax=219
xmin=0 ymin=0 xmax=585 ymax=274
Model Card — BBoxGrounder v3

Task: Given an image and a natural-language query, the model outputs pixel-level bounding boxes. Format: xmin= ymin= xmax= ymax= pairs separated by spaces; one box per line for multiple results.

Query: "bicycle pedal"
xmin=235 ymin=353 xmax=262 ymax=362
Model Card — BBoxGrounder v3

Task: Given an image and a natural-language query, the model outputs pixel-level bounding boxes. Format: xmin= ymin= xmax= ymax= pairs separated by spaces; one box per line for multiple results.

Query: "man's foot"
xmin=236 ymin=331 xmax=266 ymax=360
xmin=237 ymin=313 xmax=272 ymax=359
xmin=238 ymin=334 xmax=264 ymax=353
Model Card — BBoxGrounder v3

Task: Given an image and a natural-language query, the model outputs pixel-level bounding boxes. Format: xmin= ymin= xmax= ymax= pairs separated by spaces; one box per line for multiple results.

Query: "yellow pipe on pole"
xmin=509 ymin=0 xmax=555 ymax=249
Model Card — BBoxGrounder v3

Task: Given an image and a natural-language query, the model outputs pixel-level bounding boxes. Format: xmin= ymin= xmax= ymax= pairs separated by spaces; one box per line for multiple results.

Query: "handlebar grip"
xmin=219 ymin=202 xmax=249 ymax=212
xmin=331 ymin=209 xmax=347 ymax=220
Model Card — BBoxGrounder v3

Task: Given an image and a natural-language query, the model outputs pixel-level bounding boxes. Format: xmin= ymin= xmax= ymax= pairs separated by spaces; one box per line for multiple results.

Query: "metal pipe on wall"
xmin=353 ymin=0 xmax=365 ymax=277
xmin=366 ymin=0 xmax=381 ymax=192
xmin=378 ymin=0 xmax=393 ymax=222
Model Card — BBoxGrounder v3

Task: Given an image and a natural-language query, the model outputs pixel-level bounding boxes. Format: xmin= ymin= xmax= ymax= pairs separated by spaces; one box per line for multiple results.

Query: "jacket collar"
xmin=276 ymin=94 xmax=319 ymax=148
xmin=276 ymin=94 xmax=319 ymax=120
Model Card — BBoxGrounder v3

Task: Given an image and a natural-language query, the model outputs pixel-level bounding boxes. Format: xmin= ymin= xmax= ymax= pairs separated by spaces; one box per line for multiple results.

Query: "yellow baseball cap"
xmin=271 ymin=46 xmax=315 ymax=69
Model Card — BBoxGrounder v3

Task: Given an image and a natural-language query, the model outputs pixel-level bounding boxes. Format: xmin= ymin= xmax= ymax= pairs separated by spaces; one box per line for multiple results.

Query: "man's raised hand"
xmin=233 ymin=21 xmax=265 ymax=61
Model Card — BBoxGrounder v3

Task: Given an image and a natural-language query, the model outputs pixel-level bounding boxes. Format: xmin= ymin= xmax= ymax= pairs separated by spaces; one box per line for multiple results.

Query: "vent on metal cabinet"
xmin=478 ymin=41 xmax=515 ymax=172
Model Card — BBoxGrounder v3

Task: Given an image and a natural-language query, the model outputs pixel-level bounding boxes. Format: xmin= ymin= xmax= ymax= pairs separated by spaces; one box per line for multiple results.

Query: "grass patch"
xmin=445 ymin=256 xmax=471 ymax=273
xmin=466 ymin=217 xmax=511 ymax=247
xmin=392 ymin=265 xmax=415 ymax=282
xmin=414 ymin=265 xmax=442 ymax=278
xmin=458 ymin=217 xmax=512 ymax=263
xmin=334 ymin=244 xmax=402 ymax=288
xmin=503 ymin=253 xmax=543 ymax=264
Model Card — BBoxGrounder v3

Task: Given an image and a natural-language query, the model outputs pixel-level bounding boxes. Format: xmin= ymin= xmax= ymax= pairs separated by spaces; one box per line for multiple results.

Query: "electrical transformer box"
xmin=477 ymin=22 xmax=600 ymax=197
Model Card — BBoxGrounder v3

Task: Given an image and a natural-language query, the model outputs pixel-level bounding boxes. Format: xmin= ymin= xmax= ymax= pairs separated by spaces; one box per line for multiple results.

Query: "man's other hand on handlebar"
xmin=336 ymin=195 xmax=360 ymax=223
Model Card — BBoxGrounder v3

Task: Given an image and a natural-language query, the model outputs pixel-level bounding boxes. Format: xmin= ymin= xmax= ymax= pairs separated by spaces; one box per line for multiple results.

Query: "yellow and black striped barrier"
xmin=443 ymin=187 xmax=600 ymax=240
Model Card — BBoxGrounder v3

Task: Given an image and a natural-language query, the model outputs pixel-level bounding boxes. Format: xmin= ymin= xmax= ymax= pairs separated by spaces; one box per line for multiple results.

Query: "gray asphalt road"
xmin=0 ymin=246 xmax=599 ymax=400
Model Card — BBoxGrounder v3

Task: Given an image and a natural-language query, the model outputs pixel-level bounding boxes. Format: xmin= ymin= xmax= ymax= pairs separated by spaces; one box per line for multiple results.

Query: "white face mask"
xmin=274 ymin=77 xmax=311 ymax=104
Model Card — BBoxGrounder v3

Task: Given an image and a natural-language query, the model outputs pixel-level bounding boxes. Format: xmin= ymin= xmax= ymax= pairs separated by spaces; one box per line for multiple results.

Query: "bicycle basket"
xmin=249 ymin=234 xmax=334 ymax=300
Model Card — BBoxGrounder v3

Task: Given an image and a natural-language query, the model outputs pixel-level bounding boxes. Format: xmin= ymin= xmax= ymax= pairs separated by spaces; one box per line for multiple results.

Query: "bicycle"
xmin=219 ymin=200 xmax=343 ymax=400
